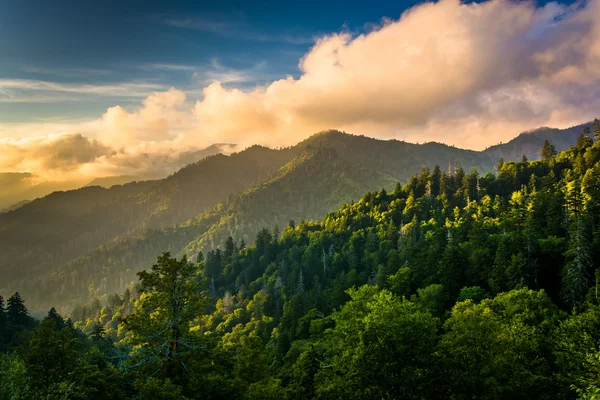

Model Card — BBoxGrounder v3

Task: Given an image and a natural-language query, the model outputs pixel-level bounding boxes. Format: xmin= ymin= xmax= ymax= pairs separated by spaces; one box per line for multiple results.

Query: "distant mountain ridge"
xmin=484 ymin=122 xmax=593 ymax=161
xmin=0 ymin=122 xmax=593 ymax=312
xmin=0 ymin=143 xmax=238 ymax=209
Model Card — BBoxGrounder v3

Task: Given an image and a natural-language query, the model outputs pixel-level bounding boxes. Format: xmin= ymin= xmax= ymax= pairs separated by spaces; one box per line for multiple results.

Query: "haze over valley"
xmin=1 ymin=0 xmax=600 ymax=398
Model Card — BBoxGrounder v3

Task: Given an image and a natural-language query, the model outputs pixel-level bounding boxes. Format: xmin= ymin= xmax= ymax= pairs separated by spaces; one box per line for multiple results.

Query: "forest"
xmin=1 ymin=122 xmax=600 ymax=399
xmin=2 ymin=125 xmax=587 ymax=313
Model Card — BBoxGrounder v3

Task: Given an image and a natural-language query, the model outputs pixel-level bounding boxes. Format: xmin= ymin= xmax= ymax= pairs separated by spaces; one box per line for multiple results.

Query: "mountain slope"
xmin=1 ymin=125 xmax=592 ymax=311
xmin=0 ymin=146 xmax=291 ymax=296
xmin=484 ymin=122 xmax=593 ymax=161
xmin=297 ymin=130 xmax=495 ymax=180
xmin=22 ymin=148 xmax=396 ymax=311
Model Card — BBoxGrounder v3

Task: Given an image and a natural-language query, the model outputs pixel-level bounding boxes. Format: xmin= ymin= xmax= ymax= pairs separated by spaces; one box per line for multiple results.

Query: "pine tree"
xmin=46 ymin=307 xmax=65 ymax=330
xmin=541 ymin=140 xmax=557 ymax=162
xmin=0 ymin=295 xmax=7 ymax=350
xmin=577 ymin=134 xmax=594 ymax=150
xmin=297 ymin=269 xmax=305 ymax=294
xmin=224 ymin=236 xmax=235 ymax=257
xmin=6 ymin=292 xmax=32 ymax=331
xmin=562 ymin=178 xmax=592 ymax=308
xmin=90 ymin=323 xmax=105 ymax=341
xmin=593 ymin=118 xmax=600 ymax=142
xmin=123 ymin=252 xmax=208 ymax=378
xmin=430 ymin=165 xmax=441 ymax=198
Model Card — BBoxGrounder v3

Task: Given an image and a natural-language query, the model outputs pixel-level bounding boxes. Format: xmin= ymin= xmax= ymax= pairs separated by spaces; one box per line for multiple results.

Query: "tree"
xmin=224 ymin=236 xmax=235 ymax=257
xmin=0 ymin=296 xmax=6 ymax=350
xmin=457 ymin=286 xmax=487 ymax=303
xmin=316 ymin=286 xmax=438 ymax=399
xmin=123 ymin=252 xmax=207 ymax=381
xmin=577 ymin=134 xmax=594 ymax=150
xmin=553 ymin=305 xmax=600 ymax=398
xmin=430 ymin=165 xmax=442 ymax=198
xmin=90 ymin=323 xmax=105 ymax=341
xmin=562 ymin=178 xmax=593 ymax=308
xmin=46 ymin=307 xmax=65 ymax=330
xmin=541 ymin=139 xmax=557 ymax=162
xmin=6 ymin=293 xmax=33 ymax=332
xmin=438 ymin=289 xmax=561 ymax=399
xmin=0 ymin=353 xmax=30 ymax=400
xmin=593 ymin=118 xmax=600 ymax=142
xmin=23 ymin=317 xmax=82 ymax=396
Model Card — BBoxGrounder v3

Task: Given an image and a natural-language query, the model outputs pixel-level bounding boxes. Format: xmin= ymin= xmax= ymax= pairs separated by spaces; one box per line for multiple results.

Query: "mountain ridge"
xmin=1 ymin=123 xmax=594 ymax=311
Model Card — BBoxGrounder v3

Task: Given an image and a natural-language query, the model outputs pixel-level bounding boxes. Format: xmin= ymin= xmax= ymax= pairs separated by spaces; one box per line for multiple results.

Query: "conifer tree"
xmin=593 ymin=118 xmax=600 ymax=142
xmin=541 ymin=139 xmax=557 ymax=162
xmin=6 ymin=292 xmax=33 ymax=331
xmin=0 ymin=295 xmax=6 ymax=350
xmin=123 ymin=252 xmax=207 ymax=379
xmin=430 ymin=165 xmax=441 ymax=198
xmin=562 ymin=178 xmax=592 ymax=308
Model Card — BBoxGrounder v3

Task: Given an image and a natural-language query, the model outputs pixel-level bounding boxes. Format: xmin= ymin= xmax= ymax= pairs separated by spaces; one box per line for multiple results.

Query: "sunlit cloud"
xmin=1 ymin=0 xmax=599 ymax=184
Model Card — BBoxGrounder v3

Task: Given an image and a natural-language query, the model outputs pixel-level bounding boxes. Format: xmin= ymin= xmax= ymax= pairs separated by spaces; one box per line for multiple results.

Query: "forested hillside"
xmin=0 ymin=125 xmax=595 ymax=313
xmin=0 ymin=146 xmax=292 ymax=302
xmin=484 ymin=122 xmax=594 ymax=161
xmin=22 ymin=148 xmax=396 ymax=311
xmin=1 ymin=125 xmax=600 ymax=399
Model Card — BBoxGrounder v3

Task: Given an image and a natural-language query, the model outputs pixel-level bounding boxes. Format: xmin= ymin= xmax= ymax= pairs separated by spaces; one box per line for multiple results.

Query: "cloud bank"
xmin=1 ymin=0 xmax=599 ymax=182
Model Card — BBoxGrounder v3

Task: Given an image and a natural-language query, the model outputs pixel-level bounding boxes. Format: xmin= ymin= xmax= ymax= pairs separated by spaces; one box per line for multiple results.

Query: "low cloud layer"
xmin=1 ymin=0 xmax=599 ymax=183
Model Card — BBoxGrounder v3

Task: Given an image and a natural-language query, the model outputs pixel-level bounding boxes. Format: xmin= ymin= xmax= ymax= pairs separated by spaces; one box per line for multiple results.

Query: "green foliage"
xmin=2 ymin=133 xmax=600 ymax=398
xmin=316 ymin=286 xmax=439 ymax=399
xmin=457 ymin=285 xmax=488 ymax=303
xmin=438 ymin=289 xmax=562 ymax=399
xmin=122 ymin=253 xmax=207 ymax=381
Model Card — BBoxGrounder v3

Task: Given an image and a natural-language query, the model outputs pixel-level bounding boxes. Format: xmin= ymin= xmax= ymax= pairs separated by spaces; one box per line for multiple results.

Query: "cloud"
xmin=141 ymin=64 xmax=198 ymax=72
xmin=0 ymin=133 xmax=112 ymax=177
xmin=1 ymin=0 xmax=600 ymax=182
xmin=187 ymin=0 xmax=600 ymax=148
xmin=162 ymin=14 xmax=316 ymax=44
xmin=0 ymin=79 xmax=168 ymax=102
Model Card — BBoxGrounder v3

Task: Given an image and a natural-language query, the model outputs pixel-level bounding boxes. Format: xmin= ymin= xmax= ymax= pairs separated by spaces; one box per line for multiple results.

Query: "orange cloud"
xmin=1 ymin=0 xmax=599 ymax=182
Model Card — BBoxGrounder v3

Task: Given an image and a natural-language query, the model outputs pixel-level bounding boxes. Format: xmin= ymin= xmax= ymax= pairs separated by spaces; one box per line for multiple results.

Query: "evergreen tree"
xmin=562 ymin=178 xmax=592 ymax=308
xmin=6 ymin=293 xmax=33 ymax=331
xmin=430 ymin=165 xmax=441 ymax=198
xmin=123 ymin=253 xmax=208 ymax=382
xmin=46 ymin=307 xmax=65 ymax=330
xmin=593 ymin=118 xmax=600 ymax=142
xmin=541 ymin=139 xmax=557 ymax=162
xmin=224 ymin=236 xmax=235 ymax=258
xmin=577 ymin=133 xmax=594 ymax=150
xmin=0 ymin=296 xmax=6 ymax=351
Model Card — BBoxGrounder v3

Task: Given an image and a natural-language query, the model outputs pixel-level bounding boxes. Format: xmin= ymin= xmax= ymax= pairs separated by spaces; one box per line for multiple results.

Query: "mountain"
xmin=0 ymin=143 xmax=239 ymax=209
xmin=297 ymin=130 xmax=494 ymax=181
xmin=1 ymin=199 xmax=31 ymax=214
xmin=0 ymin=126 xmax=592 ymax=312
xmin=24 ymin=147 xmax=397 ymax=310
xmin=0 ymin=172 xmax=85 ymax=209
xmin=85 ymin=175 xmax=142 ymax=188
xmin=58 ymin=135 xmax=600 ymax=400
xmin=0 ymin=146 xmax=292 ymax=303
xmin=484 ymin=122 xmax=593 ymax=161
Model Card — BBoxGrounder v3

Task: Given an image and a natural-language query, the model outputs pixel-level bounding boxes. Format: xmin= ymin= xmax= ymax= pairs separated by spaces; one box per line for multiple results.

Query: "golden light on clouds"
xmin=1 ymin=0 xmax=599 ymax=183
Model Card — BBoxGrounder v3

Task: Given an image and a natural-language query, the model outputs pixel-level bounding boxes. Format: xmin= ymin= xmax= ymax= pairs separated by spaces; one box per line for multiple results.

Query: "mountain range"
xmin=0 ymin=122 xmax=593 ymax=312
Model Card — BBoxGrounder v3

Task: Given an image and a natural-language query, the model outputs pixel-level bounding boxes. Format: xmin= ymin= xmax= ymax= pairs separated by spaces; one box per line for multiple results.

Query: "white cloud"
xmin=1 ymin=0 xmax=600 ymax=182
xmin=0 ymin=79 xmax=168 ymax=102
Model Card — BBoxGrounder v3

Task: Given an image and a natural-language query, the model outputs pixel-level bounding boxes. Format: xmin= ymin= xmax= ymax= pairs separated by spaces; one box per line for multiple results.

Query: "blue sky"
xmin=0 ymin=0 xmax=434 ymax=123
xmin=0 ymin=0 xmax=597 ymax=183
xmin=0 ymin=0 xmax=576 ymax=124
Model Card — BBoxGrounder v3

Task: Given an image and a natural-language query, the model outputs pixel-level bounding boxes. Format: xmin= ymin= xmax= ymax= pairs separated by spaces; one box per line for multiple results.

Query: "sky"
xmin=0 ymin=0 xmax=599 ymax=184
